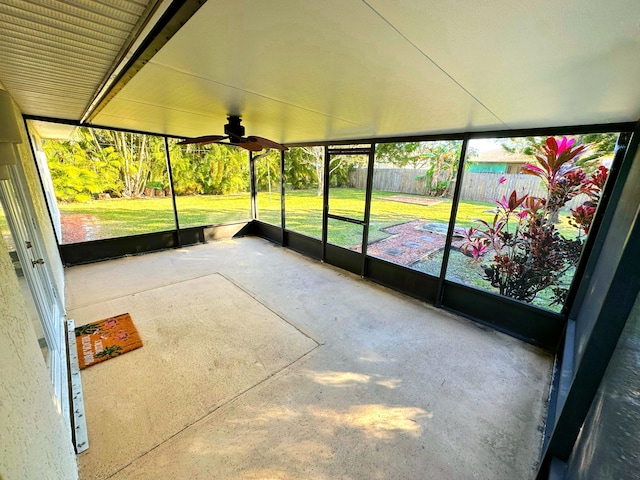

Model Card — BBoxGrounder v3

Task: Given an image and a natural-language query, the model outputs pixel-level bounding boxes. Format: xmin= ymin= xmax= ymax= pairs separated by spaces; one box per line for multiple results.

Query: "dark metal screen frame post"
xmin=249 ymin=151 xmax=257 ymax=220
xmin=321 ymin=146 xmax=330 ymax=262
xmin=360 ymin=144 xmax=376 ymax=277
xmin=280 ymin=149 xmax=286 ymax=237
xmin=164 ymin=136 xmax=181 ymax=247
xmin=435 ymin=136 xmax=469 ymax=307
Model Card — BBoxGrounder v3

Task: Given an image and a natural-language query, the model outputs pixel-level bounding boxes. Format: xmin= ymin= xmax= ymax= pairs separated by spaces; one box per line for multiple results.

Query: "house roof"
xmin=468 ymin=148 xmax=532 ymax=164
xmin=2 ymin=0 xmax=639 ymax=142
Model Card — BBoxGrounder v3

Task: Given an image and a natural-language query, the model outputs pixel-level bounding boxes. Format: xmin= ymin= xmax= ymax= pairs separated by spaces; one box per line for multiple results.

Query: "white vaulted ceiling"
xmin=1 ymin=0 xmax=639 ymax=143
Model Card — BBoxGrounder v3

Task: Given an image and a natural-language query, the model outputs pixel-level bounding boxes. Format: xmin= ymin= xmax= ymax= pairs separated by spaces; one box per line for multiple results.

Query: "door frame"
xmin=321 ymin=145 xmax=375 ymax=276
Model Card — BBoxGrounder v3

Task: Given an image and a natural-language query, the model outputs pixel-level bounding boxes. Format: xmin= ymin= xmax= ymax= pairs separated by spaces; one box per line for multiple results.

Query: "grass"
xmin=55 ymin=187 xmax=577 ymax=312
xmin=0 ymin=208 xmax=15 ymax=251
xmin=57 ymin=187 xmax=580 ymax=244
xmin=57 ymin=194 xmax=252 ymax=240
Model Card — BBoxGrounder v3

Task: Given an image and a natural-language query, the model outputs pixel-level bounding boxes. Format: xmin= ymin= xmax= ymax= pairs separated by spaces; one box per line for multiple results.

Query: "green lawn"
xmin=52 ymin=187 xmax=577 ymax=312
xmin=57 ymin=187 xmax=579 ymax=245
xmin=0 ymin=208 xmax=14 ymax=251
xmin=57 ymin=194 xmax=252 ymax=241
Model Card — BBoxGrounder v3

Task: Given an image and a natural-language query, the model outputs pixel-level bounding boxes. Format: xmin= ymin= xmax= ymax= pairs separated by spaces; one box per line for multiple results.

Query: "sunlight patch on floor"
xmin=309 ymin=404 xmax=432 ymax=440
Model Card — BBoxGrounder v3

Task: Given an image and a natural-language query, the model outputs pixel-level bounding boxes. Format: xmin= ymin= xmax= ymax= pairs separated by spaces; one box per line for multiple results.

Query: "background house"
xmin=466 ymin=148 xmax=530 ymax=173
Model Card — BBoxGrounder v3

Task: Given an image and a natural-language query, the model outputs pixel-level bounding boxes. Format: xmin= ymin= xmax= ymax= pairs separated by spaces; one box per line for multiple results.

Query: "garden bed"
xmin=384 ymin=195 xmax=443 ymax=206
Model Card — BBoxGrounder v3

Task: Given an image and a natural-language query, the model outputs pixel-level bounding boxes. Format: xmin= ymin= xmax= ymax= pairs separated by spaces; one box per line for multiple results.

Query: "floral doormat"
xmin=74 ymin=313 xmax=143 ymax=369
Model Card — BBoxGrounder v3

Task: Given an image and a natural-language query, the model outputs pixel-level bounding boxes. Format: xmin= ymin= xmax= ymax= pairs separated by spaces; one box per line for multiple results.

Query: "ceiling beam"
xmin=82 ymin=0 xmax=207 ymax=124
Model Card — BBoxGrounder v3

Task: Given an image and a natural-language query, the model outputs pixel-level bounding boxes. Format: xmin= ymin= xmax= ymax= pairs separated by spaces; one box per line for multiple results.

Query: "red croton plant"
xmin=460 ymin=136 xmax=609 ymax=306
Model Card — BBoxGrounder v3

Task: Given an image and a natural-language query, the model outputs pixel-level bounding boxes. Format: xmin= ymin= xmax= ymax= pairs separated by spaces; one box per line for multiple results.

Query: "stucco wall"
xmin=0 ymin=87 xmax=77 ymax=478
xmin=0 ymin=234 xmax=77 ymax=479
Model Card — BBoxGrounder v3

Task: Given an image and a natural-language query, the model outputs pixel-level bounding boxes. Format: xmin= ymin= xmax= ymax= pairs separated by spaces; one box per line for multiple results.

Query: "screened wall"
xmin=27 ymin=117 xmax=632 ymax=350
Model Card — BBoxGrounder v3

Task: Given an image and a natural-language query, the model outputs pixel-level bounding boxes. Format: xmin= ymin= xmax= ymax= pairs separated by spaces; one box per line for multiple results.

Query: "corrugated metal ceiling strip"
xmin=35 ymin=0 xmax=145 ymax=25
xmin=0 ymin=51 xmax=107 ymax=71
xmin=0 ymin=74 xmax=98 ymax=92
xmin=0 ymin=0 xmax=166 ymax=120
xmin=0 ymin=74 xmax=97 ymax=92
xmin=0 ymin=7 xmax=131 ymax=41
xmin=92 ymin=0 xmax=150 ymax=15
xmin=0 ymin=61 xmax=105 ymax=82
xmin=0 ymin=45 xmax=110 ymax=73
xmin=1 ymin=22 xmax=120 ymax=56
xmin=13 ymin=98 xmax=87 ymax=110
xmin=0 ymin=37 xmax=115 ymax=63
xmin=1 ymin=1 xmax=140 ymax=31
xmin=7 ymin=88 xmax=96 ymax=104
xmin=12 ymin=92 xmax=90 ymax=106
xmin=2 ymin=69 xmax=101 ymax=92
xmin=0 ymin=22 xmax=121 ymax=55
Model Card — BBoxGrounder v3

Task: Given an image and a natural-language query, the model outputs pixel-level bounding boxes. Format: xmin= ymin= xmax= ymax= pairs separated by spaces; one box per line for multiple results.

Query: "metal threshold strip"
xmin=67 ymin=319 xmax=89 ymax=453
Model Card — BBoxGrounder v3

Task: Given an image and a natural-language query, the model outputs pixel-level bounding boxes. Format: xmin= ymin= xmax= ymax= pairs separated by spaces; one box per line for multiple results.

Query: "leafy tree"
xmin=44 ymin=127 xmax=169 ymax=200
xmin=283 ymin=146 xmax=356 ymax=196
xmin=500 ymin=136 xmax=544 ymax=156
xmin=375 ymin=142 xmax=426 ymax=168
xmin=44 ymin=129 xmax=121 ymax=201
xmin=93 ymin=129 xmax=167 ymax=198
xmin=254 ymin=150 xmax=281 ymax=193
xmin=375 ymin=141 xmax=464 ymax=196
xmin=171 ymin=143 xmax=249 ymax=195
xmin=501 ymin=133 xmax=618 ymax=173
xmin=44 ymin=128 xmax=253 ymax=202
xmin=284 ymin=147 xmax=319 ymax=190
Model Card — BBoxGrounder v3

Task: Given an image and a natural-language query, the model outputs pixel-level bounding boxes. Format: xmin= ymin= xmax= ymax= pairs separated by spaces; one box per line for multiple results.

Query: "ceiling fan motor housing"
xmin=224 ymin=116 xmax=245 ymax=139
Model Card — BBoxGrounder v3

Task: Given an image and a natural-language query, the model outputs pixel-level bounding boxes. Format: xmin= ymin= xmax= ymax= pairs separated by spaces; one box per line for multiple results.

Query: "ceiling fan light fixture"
xmin=178 ymin=116 xmax=288 ymax=151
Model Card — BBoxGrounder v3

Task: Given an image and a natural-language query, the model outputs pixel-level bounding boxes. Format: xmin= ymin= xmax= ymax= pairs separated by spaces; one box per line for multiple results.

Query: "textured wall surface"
xmin=0 ymin=88 xmax=76 ymax=478
xmin=0 ymin=234 xmax=77 ymax=479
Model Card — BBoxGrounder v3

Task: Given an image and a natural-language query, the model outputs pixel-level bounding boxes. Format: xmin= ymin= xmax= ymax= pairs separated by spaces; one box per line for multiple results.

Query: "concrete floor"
xmin=66 ymin=237 xmax=553 ymax=480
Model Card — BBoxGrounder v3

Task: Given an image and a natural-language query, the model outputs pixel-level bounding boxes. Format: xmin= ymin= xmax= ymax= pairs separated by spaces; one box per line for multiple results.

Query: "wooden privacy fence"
xmin=350 ymin=168 xmax=429 ymax=195
xmin=349 ymin=169 xmax=589 ymax=209
xmin=460 ymin=172 xmax=544 ymax=202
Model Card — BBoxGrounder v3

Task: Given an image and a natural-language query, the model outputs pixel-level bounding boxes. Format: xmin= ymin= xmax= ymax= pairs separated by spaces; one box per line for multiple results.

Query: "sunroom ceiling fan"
xmin=177 ymin=116 xmax=288 ymax=151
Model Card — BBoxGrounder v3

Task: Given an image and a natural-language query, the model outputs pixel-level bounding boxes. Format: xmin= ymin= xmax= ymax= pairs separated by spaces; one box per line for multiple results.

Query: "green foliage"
xmin=376 ymin=141 xmax=463 ymax=196
xmin=463 ymin=136 xmax=609 ymax=306
xmin=43 ymin=128 xmax=253 ymax=202
xmin=43 ymin=127 xmax=168 ymax=201
xmin=284 ymin=148 xmax=319 ymax=190
xmin=501 ymin=133 xmax=618 ymax=174
xmin=283 ymin=146 xmax=359 ymax=196
xmin=168 ymin=142 xmax=250 ymax=195
xmin=255 ymin=150 xmax=281 ymax=191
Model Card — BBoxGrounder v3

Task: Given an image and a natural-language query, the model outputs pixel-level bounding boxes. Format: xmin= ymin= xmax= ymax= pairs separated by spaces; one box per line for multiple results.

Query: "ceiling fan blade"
xmin=247 ymin=136 xmax=289 ymax=151
xmin=177 ymin=135 xmax=227 ymax=145
xmin=235 ymin=141 xmax=264 ymax=152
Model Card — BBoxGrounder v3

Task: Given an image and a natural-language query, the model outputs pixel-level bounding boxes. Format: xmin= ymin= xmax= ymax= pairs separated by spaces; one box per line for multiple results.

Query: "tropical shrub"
xmin=460 ymin=136 xmax=609 ymax=306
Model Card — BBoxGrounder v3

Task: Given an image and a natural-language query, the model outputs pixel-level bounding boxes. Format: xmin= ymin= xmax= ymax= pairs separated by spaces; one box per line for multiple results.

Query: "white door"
xmin=0 ymin=163 xmax=70 ymax=429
